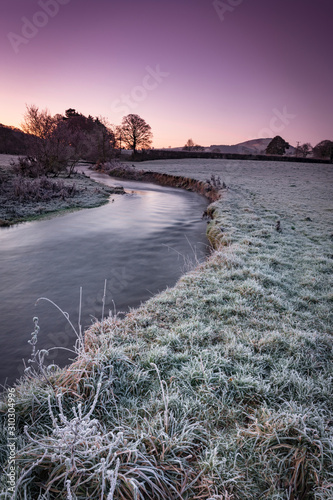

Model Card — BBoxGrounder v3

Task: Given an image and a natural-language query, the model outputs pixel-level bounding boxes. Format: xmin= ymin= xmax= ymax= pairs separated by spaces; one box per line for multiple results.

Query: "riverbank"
xmin=1 ymin=159 xmax=332 ymax=499
xmin=0 ymin=155 xmax=124 ymax=226
xmin=0 ymin=170 xmax=209 ymax=389
xmin=95 ymin=161 xmax=223 ymax=203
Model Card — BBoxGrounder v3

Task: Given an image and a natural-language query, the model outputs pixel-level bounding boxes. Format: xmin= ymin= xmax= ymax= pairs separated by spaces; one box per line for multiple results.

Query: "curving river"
xmin=0 ymin=168 xmax=209 ymax=387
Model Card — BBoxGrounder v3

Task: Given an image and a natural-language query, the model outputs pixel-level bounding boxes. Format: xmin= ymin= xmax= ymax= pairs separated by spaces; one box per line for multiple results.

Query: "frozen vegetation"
xmin=0 ymin=159 xmax=332 ymax=499
xmin=0 ymin=155 xmax=122 ymax=225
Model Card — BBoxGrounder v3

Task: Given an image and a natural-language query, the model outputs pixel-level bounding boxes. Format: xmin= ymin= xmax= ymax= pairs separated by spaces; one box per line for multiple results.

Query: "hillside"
xmin=0 ymin=124 xmax=27 ymax=155
xmin=165 ymin=138 xmax=297 ymax=155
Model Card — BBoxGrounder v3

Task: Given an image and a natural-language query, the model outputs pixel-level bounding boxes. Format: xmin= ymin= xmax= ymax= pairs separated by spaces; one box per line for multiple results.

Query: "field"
xmin=0 ymin=159 xmax=332 ymax=499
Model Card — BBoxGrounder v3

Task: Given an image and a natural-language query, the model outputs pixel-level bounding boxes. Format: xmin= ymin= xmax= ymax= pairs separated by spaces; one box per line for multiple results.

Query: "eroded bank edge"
xmin=94 ymin=165 xmax=227 ymax=250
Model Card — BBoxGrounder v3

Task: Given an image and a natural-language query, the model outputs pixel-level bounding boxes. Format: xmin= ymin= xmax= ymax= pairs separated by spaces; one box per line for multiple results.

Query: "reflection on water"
xmin=0 ymin=168 xmax=209 ymax=387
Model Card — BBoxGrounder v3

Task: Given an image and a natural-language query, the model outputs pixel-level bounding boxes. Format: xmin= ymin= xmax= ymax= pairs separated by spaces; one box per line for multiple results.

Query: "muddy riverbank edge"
xmin=94 ymin=163 xmax=225 ymax=248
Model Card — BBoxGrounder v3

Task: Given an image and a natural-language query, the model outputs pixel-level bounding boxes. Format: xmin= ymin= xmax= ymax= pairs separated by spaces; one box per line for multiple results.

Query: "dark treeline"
xmin=132 ymin=149 xmax=331 ymax=164
xmin=1 ymin=106 xmax=153 ymax=177
xmin=18 ymin=106 xmax=116 ymax=177
xmin=1 ymin=112 xmax=332 ymax=165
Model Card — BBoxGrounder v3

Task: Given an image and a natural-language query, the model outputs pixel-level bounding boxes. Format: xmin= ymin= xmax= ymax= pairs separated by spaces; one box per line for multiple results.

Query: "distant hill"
xmin=164 ymin=138 xmax=296 ymax=156
xmin=208 ymin=138 xmax=296 ymax=156
xmin=0 ymin=124 xmax=27 ymax=155
xmin=208 ymin=138 xmax=271 ymax=154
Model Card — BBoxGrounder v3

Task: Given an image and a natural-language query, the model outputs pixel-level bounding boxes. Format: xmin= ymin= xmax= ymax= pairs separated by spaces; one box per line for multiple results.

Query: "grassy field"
xmin=0 ymin=159 xmax=332 ymax=499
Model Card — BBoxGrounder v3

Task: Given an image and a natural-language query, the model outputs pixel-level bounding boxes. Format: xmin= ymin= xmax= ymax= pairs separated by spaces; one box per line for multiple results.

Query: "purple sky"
xmin=1 ymin=0 xmax=332 ymax=148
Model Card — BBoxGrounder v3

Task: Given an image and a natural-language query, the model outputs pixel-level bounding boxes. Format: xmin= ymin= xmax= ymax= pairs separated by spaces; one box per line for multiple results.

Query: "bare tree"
xmin=183 ymin=138 xmax=195 ymax=151
xmin=21 ymin=105 xmax=57 ymax=140
xmin=295 ymin=142 xmax=312 ymax=158
xmin=114 ymin=125 xmax=125 ymax=154
xmin=120 ymin=114 xmax=152 ymax=155
xmin=22 ymin=106 xmax=89 ymax=176
xmin=55 ymin=120 xmax=88 ymax=176
xmin=21 ymin=105 xmax=114 ymax=176
xmin=21 ymin=105 xmax=69 ymax=176
xmin=183 ymin=139 xmax=204 ymax=151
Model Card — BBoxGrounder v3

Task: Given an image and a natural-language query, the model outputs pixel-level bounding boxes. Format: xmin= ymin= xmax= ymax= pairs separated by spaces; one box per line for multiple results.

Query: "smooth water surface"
xmin=0 ymin=168 xmax=209 ymax=386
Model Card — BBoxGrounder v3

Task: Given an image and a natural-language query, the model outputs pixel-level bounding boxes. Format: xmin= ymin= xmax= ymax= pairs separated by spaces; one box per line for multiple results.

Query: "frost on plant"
xmin=18 ymin=378 xmax=125 ymax=497
xmin=24 ymin=316 xmax=58 ymax=387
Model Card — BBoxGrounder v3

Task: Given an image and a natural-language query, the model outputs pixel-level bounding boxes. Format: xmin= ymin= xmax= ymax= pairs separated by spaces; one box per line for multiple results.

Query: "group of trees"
xmin=266 ymin=135 xmax=333 ymax=160
xmin=18 ymin=105 xmax=153 ymax=177
xmin=182 ymin=138 xmax=205 ymax=151
xmin=182 ymin=136 xmax=332 ymax=160
xmin=4 ymin=106 xmax=333 ymax=176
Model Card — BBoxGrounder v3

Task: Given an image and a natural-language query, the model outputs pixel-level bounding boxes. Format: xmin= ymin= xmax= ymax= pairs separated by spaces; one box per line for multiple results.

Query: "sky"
xmin=1 ymin=0 xmax=332 ymax=148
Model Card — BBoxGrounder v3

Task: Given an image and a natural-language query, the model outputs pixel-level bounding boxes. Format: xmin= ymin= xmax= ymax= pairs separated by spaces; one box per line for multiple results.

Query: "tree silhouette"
xmin=313 ymin=140 xmax=333 ymax=160
xmin=183 ymin=138 xmax=195 ymax=151
xmin=266 ymin=136 xmax=289 ymax=155
xmin=64 ymin=108 xmax=81 ymax=119
xmin=295 ymin=143 xmax=312 ymax=158
xmin=21 ymin=105 xmax=115 ymax=175
xmin=120 ymin=114 xmax=152 ymax=154
xmin=183 ymin=138 xmax=204 ymax=152
xmin=21 ymin=105 xmax=67 ymax=176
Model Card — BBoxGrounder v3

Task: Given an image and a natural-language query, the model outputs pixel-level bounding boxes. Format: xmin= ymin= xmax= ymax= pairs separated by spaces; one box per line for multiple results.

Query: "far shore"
xmin=0 ymin=155 xmax=124 ymax=226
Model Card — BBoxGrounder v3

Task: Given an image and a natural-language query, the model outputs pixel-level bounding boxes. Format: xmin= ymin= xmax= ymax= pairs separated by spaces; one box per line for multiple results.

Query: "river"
xmin=0 ymin=168 xmax=209 ymax=387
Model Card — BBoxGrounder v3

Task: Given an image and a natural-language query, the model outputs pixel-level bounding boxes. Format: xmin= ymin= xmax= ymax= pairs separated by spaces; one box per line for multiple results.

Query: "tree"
xmin=183 ymin=138 xmax=195 ymax=151
xmin=85 ymin=117 xmax=115 ymax=165
xmin=21 ymin=105 xmax=68 ymax=176
xmin=65 ymin=108 xmax=80 ymax=119
xmin=313 ymin=140 xmax=333 ymax=160
xmin=183 ymin=139 xmax=205 ymax=152
xmin=295 ymin=142 xmax=312 ymax=158
xmin=21 ymin=105 xmax=118 ymax=176
xmin=265 ymin=136 xmax=290 ymax=155
xmin=120 ymin=114 xmax=152 ymax=154
xmin=114 ymin=125 xmax=125 ymax=154
xmin=21 ymin=105 xmax=88 ymax=176
xmin=55 ymin=119 xmax=89 ymax=176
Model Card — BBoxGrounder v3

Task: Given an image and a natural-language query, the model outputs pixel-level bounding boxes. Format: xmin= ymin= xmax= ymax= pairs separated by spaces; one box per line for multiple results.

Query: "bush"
xmin=11 ymin=176 xmax=77 ymax=202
